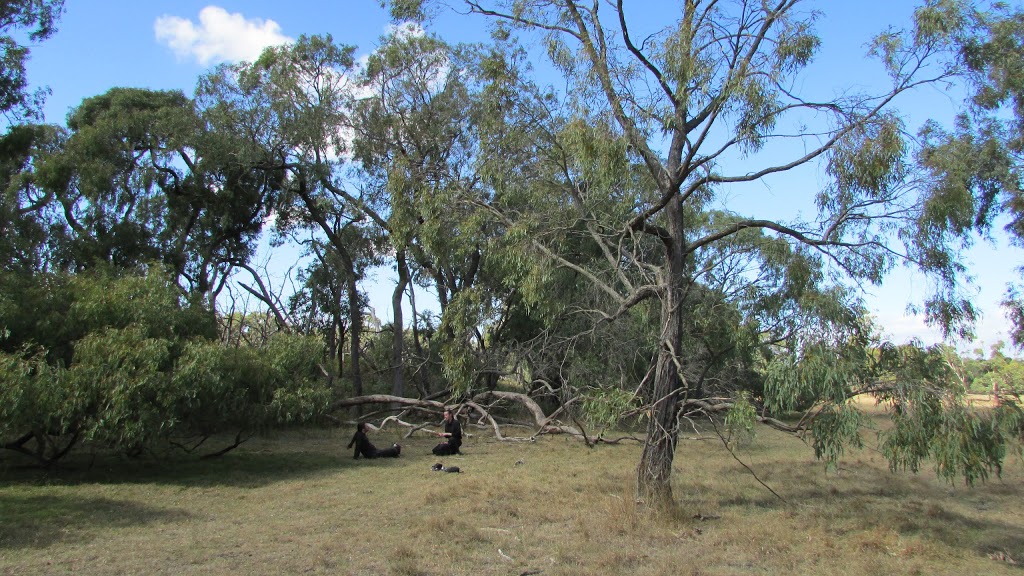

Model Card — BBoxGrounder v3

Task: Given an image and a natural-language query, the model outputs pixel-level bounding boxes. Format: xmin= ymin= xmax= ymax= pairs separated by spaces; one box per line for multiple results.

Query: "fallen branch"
xmin=465 ymin=400 xmax=506 ymax=440
xmin=471 ymin=390 xmax=548 ymax=426
xmin=200 ymin=430 xmax=253 ymax=460
xmin=468 ymin=390 xmax=586 ymax=441
xmin=594 ymin=435 xmax=644 ymax=445
xmin=681 ymin=398 xmax=804 ymax=433
xmin=329 ymin=394 xmax=446 ymax=413
xmin=403 ymin=422 xmax=434 ymax=439
xmin=758 ymin=416 xmax=803 ymax=433
xmin=368 ymin=415 xmax=418 ymax=431
xmin=330 ymin=392 xmax=596 ymax=443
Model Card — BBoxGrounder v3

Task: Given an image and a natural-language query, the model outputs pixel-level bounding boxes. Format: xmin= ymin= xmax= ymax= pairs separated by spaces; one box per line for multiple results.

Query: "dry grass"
xmin=1 ymin=406 xmax=1022 ymax=575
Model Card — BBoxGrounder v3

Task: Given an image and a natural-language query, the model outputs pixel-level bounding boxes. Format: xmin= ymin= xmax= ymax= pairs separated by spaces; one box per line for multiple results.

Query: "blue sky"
xmin=20 ymin=1 xmax=1020 ymax=354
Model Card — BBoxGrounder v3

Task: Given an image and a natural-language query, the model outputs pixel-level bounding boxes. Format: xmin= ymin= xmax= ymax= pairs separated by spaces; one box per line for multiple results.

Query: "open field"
xmin=1 ymin=405 xmax=1022 ymax=575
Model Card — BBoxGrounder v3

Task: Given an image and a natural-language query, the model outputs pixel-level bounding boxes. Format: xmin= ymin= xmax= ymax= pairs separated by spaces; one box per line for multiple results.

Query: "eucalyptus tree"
xmin=205 ymin=32 xmax=513 ymax=400
xmin=196 ymin=35 xmax=379 ymax=395
xmin=0 ymin=123 xmax=60 ymax=271
xmin=25 ymin=88 xmax=279 ymax=306
xmin=393 ymin=0 xmax=1022 ymax=504
xmin=288 ymin=233 xmax=377 ymax=393
xmin=351 ymin=28 xmax=511 ymax=396
xmin=0 ymin=0 xmax=64 ymax=122
xmin=0 ymin=0 xmax=63 ymax=271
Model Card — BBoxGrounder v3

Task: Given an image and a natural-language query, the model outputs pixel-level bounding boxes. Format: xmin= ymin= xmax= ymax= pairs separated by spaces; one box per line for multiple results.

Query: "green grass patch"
xmin=1 ymin=410 xmax=1022 ymax=575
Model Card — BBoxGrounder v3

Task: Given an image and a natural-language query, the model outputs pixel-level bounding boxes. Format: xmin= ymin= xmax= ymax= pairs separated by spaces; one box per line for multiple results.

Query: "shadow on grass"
xmin=716 ymin=461 xmax=1024 ymax=564
xmin=0 ymin=493 xmax=192 ymax=550
xmin=0 ymin=430 xmax=415 ymax=489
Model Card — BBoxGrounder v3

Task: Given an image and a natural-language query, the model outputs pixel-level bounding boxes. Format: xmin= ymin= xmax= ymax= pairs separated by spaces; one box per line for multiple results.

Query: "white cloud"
xmin=154 ymin=6 xmax=293 ymax=66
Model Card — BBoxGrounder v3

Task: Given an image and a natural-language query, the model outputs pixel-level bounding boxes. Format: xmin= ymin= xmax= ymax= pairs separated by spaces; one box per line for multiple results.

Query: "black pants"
xmin=432 ymin=442 xmax=460 ymax=456
xmin=356 ymin=442 xmax=401 ymax=459
xmin=374 ymin=444 xmax=402 ymax=458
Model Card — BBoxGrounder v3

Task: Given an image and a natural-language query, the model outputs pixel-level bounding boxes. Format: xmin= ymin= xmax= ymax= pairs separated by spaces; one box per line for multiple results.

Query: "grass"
xmin=1 ymin=404 xmax=1022 ymax=575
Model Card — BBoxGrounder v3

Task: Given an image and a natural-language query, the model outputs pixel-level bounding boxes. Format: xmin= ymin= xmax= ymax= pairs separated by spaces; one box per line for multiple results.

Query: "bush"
xmin=0 ymin=269 xmax=331 ymax=465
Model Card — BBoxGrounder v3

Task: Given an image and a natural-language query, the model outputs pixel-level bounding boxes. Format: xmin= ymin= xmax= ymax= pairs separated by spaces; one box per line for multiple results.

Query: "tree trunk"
xmin=326 ymin=315 xmax=337 ymax=388
xmin=391 ymin=251 xmax=410 ymax=398
xmin=409 ymin=276 xmax=430 ymax=397
xmin=336 ymin=319 xmax=346 ymax=387
xmin=334 ymin=280 xmax=345 ymax=382
xmin=347 ymin=276 xmax=364 ymax=402
xmin=636 ymin=199 xmax=687 ymax=506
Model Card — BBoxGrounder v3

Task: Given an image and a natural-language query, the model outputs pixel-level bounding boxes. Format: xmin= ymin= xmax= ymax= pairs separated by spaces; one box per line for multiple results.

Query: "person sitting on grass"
xmin=347 ymin=422 xmax=401 ymax=459
xmin=431 ymin=409 xmax=462 ymax=456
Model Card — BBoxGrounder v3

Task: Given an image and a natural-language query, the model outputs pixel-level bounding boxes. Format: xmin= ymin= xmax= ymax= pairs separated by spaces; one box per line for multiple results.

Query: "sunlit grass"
xmin=1 ymin=406 xmax=1022 ymax=575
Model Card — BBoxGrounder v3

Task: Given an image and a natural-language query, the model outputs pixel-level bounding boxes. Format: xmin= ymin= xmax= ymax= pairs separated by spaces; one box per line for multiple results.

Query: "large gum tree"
xmin=393 ymin=0 xmax=1022 ymax=504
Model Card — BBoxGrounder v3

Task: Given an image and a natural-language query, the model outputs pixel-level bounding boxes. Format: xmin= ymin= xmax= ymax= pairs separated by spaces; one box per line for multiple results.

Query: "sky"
xmin=19 ymin=0 xmax=1021 ymax=355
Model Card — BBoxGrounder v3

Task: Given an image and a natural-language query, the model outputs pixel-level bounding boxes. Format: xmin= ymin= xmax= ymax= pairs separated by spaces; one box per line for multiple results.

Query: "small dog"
xmin=431 ymin=462 xmax=460 ymax=473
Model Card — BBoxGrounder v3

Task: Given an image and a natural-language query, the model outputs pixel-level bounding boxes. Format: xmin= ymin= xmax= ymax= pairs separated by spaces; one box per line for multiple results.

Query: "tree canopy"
xmin=381 ymin=0 xmax=1024 ymax=502
xmin=0 ymin=0 xmax=1022 ymax=507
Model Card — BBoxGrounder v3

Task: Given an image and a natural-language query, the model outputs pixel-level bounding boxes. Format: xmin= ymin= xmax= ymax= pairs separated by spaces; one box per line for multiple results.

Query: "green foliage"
xmin=66 ymin=266 xmax=217 ymax=343
xmin=764 ymin=342 xmax=869 ymax=413
xmin=172 ymin=333 xmax=330 ymax=431
xmin=810 ymin=403 xmax=865 ymax=468
xmin=724 ymin=391 xmax=757 ymax=449
xmin=994 ymin=399 xmax=1024 ymax=447
xmin=581 ymin=386 xmax=638 ymax=431
xmin=383 ymin=0 xmax=426 ymax=22
xmin=0 ymin=347 xmax=62 ymax=440
xmin=439 ymin=337 xmax=475 ymax=396
xmin=0 ymin=268 xmax=330 ymax=464
xmin=931 ymin=406 xmax=1008 ymax=484
xmin=910 ymin=2 xmax=1024 ymax=339
xmin=773 ymin=17 xmax=821 ymax=74
xmin=880 ymin=391 xmax=1006 ymax=485
xmin=870 ymin=343 xmax=1011 ymax=485
xmin=764 ymin=340 xmax=869 ymax=467
xmin=958 ymin=340 xmax=1024 ymax=394
xmin=764 ymin=338 xmax=1020 ymax=482
xmin=67 ymin=325 xmax=174 ymax=450
xmin=827 ymin=114 xmax=907 ymax=202
xmin=0 ymin=0 xmax=64 ymax=120
xmin=5 ymin=85 xmax=283 ymax=302
xmin=0 ymin=124 xmax=61 ymax=271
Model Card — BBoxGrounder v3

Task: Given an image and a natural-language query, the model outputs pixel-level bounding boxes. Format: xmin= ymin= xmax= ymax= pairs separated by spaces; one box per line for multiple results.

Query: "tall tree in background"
xmin=0 ymin=3 xmax=336 ymax=465
xmin=0 ymin=0 xmax=63 ymax=271
xmin=212 ymin=31 xmax=508 ymax=400
xmin=352 ymin=28 xmax=500 ymax=396
xmin=393 ymin=0 xmax=1022 ymax=504
xmin=0 ymin=0 xmax=63 ymax=122
xmin=197 ymin=35 xmax=377 ymax=395
xmin=29 ymin=88 xmax=279 ymax=306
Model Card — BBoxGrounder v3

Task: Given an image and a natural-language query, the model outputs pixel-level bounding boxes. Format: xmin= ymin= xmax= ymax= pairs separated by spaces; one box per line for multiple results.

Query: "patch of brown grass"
xmin=1 ymin=410 xmax=1022 ymax=575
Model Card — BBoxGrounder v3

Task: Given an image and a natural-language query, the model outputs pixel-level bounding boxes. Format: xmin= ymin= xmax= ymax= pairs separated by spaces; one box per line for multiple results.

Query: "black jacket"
xmin=347 ymin=430 xmax=377 ymax=459
xmin=443 ymin=418 xmax=462 ymax=450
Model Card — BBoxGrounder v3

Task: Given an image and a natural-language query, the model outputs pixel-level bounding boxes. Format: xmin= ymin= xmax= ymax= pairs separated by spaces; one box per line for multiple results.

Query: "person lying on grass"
xmin=347 ymin=422 xmax=401 ymax=459
xmin=432 ymin=409 xmax=462 ymax=456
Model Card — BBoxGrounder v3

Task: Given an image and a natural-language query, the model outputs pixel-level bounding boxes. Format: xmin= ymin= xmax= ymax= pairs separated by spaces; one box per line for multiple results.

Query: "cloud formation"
xmin=154 ymin=6 xmax=293 ymax=66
